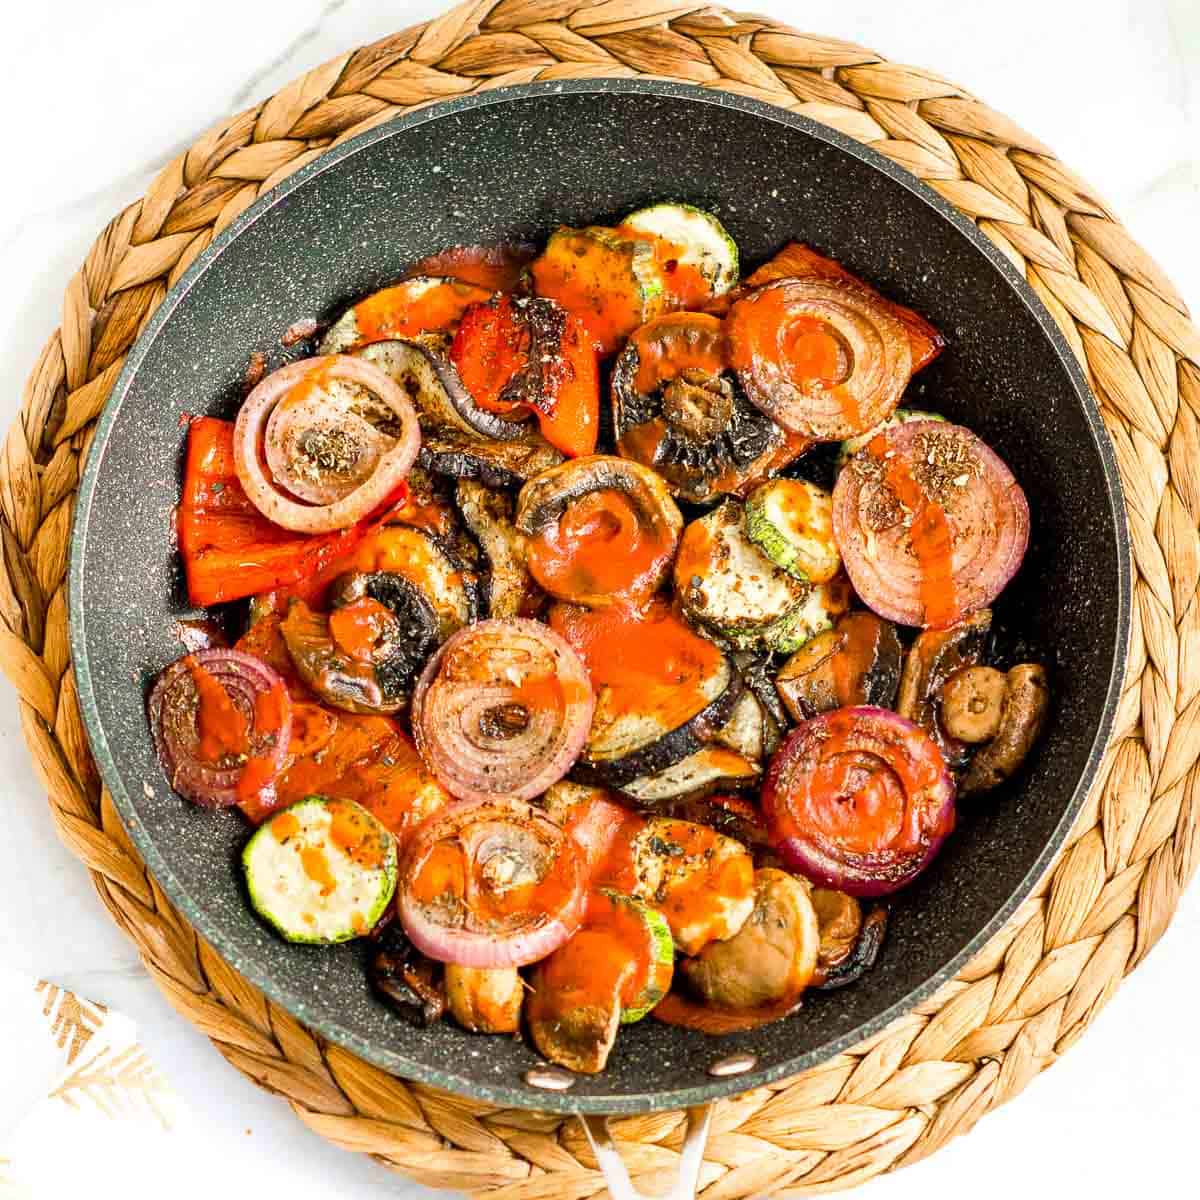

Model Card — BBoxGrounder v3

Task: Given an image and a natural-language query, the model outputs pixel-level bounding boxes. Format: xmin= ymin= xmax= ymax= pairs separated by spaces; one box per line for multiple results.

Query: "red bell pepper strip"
xmin=178 ymin=417 xmax=406 ymax=608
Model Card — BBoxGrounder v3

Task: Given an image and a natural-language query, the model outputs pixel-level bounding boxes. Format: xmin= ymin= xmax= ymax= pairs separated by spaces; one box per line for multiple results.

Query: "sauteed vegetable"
xmin=150 ymin=206 xmax=1046 ymax=1075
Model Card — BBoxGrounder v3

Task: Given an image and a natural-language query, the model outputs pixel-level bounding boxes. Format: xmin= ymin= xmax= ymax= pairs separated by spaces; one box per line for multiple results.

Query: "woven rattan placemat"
xmin=5 ymin=3 xmax=1199 ymax=1195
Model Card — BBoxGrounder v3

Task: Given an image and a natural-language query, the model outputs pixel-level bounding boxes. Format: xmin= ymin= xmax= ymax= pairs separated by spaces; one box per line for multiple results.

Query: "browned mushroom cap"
xmin=775 ymin=611 xmax=902 ymax=722
xmin=809 ymin=888 xmax=863 ymax=980
xmin=896 ymin=609 xmax=991 ymax=768
xmin=527 ymin=966 xmax=624 ymax=1074
xmin=813 ymin=905 xmax=889 ymax=991
xmin=940 ymin=665 xmax=1007 ymax=744
xmin=960 ymin=664 xmax=1049 ymax=795
xmin=444 ymin=965 xmax=524 ymax=1034
xmin=679 ymin=868 xmax=818 ymax=1010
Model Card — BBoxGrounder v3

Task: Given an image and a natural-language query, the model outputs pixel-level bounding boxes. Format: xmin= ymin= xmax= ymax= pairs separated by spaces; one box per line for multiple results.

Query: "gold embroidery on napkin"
xmin=48 ymin=1045 xmax=174 ymax=1131
xmin=34 ymin=982 xmax=107 ymax=1065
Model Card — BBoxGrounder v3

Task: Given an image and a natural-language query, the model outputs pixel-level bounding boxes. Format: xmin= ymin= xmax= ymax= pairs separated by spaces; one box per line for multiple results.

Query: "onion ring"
xmin=763 ymin=705 xmax=955 ymax=897
xmin=148 ymin=649 xmax=291 ymax=809
xmin=725 ymin=278 xmax=912 ymax=439
xmin=833 ymin=420 xmax=1030 ymax=629
xmin=234 ymin=354 xmax=420 ymax=533
xmin=411 ymin=618 xmax=594 ymax=803
xmin=398 ymin=797 xmax=586 ymax=967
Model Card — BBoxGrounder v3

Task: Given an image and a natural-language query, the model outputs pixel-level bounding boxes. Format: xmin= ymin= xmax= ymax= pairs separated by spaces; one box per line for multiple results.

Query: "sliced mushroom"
xmin=354 ymin=338 xmax=532 ymax=443
xmin=679 ymin=868 xmax=819 ymax=1010
xmin=775 ymin=611 xmax=903 ymax=722
xmin=444 ymin=965 xmax=524 ymax=1033
xmin=369 ymin=925 xmax=446 ymax=1027
xmin=352 ymin=523 xmax=481 ymax=642
xmin=896 ymin=609 xmax=991 ymax=769
xmin=280 ymin=591 xmax=437 ymax=715
xmin=515 ymin=454 xmax=683 ymax=609
xmin=611 ymin=312 xmax=802 ymax=504
xmin=960 ymin=664 xmax=1049 ymax=795
xmin=418 ymin=425 xmax=565 ymax=489
xmin=454 ymin=479 xmax=539 ymax=619
xmin=809 ymin=888 xmax=862 ymax=980
xmin=940 ymin=665 xmax=1007 ymax=744
xmin=813 ymin=905 xmax=889 ymax=991
xmin=527 ymin=941 xmax=627 ymax=1074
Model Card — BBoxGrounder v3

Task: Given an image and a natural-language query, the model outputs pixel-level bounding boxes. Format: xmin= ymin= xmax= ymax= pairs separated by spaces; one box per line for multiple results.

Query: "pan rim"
xmin=68 ymin=77 xmax=1130 ymax=1115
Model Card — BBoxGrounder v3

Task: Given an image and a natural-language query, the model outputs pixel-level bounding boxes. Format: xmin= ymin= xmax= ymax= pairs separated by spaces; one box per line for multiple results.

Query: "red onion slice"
xmin=148 ymin=649 xmax=291 ymax=809
xmin=411 ymin=618 xmax=594 ymax=804
xmin=725 ymin=278 xmax=912 ymax=439
xmin=234 ymin=354 xmax=420 ymax=533
xmin=833 ymin=421 xmax=1029 ymax=629
xmin=763 ymin=705 xmax=955 ymax=897
xmin=398 ymin=798 xmax=586 ymax=966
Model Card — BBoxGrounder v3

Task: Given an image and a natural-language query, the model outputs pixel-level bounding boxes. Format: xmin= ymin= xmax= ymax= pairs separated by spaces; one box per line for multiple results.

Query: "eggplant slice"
xmin=571 ymin=650 xmax=744 ymax=787
xmin=454 ymin=479 xmax=538 ymax=619
xmin=612 ymin=319 xmax=799 ymax=504
xmin=619 ymin=745 xmax=760 ymax=805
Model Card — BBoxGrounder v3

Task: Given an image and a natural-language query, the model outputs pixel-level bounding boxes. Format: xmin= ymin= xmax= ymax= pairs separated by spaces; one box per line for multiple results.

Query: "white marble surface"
xmin=1 ymin=1 xmax=1197 ymax=1197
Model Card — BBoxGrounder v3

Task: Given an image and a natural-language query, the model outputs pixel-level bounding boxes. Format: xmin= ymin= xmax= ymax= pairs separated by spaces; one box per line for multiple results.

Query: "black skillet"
xmin=68 ymin=79 xmax=1129 ymax=1144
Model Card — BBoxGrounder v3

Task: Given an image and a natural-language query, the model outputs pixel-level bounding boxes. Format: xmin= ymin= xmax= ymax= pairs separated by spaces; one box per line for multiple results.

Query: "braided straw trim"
xmin=4 ymin=2 xmax=1198 ymax=1194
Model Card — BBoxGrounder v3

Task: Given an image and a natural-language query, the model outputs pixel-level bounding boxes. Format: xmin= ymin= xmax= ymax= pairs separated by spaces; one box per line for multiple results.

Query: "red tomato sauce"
xmin=866 ymin=433 xmax=958 ymax=628
xmin=526 ymin=489 xmax=673 ymax=605
xmin=549 ymin=599 xmax=724 ymax=724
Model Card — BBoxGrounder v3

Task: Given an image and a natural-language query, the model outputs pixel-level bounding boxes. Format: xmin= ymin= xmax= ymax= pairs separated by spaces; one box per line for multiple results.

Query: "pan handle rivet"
xmin=708 ymin=1052 xmax=757 ymax=1077
xmin=525 ymin=1065 xmax=576 ymax=1091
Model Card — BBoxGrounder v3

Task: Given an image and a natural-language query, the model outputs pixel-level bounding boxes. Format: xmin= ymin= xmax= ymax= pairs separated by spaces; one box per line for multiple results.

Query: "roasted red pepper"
xmin=450 ymin=298 xmax=599 ymax=458
xmin=177 ymin=417 xmax=405 ymax=608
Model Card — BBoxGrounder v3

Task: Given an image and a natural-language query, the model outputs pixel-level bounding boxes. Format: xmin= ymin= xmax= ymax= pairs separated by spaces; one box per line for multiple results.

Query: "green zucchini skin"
xmin=836 ymin=408 xmax=946 ymax=467
xmin=243 ymin=797 xmax=398 ymax=946
xmin=622 ymin=202 xmax=740 ymax=295
xmin=535 ymin=226 xmax=665 ymax=324
xmin=675 ymin=501 xmax=806 ymax=643
xmin=592 ymin=890 xmax=675 ymax=1024
xmin=744 ymin=478 xmax=840 ymax=583
xmin=762 ymin=579 xmax=851 ymax=654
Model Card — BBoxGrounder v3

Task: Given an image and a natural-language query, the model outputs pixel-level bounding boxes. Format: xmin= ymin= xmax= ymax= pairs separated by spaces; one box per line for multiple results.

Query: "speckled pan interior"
xmin=69 ymin=80 xmax=1129 ymax=1115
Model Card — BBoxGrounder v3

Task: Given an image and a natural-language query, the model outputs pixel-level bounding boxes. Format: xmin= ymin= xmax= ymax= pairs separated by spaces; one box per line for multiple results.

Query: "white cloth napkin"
xmin=0 ymin=968 xmax=188 ymax=1198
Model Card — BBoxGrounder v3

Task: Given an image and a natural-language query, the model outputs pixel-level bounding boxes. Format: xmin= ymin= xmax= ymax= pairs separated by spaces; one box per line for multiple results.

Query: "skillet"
xmin=68 ymin=79 xmax=1129 ymax=1120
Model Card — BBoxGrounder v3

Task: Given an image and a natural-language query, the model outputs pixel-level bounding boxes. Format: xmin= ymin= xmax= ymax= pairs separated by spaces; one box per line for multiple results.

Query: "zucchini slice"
xmin=762 ymin=577 xmax=852 ymax=655
xmin=623 ymin=202 xmax=739 ymax=296
xmin=244 ymin=797 xmax=397 ymax=945
xmin=744 ymin=478 xmax=840 ymax=583
xmin=594 ymin=890 xmax=675 ymax=1024
xmin=674 ymin=500 xmax=806 ymax=645
xmin=530 ymin=226 xmax=665 ymax=354
xmin=836 ymin=407 xmax=946 ymax=467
